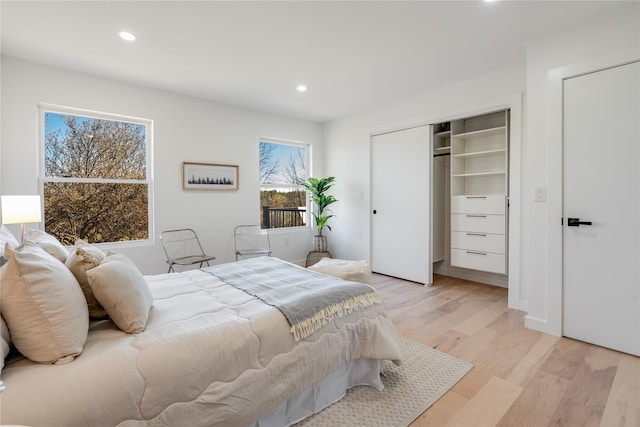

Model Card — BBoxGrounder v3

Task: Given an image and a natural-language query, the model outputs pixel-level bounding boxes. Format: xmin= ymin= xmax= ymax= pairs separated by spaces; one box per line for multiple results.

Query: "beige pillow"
xmin=308 ymin=257 xmax=373 ymax=284
xmin=25 ymin=229 xmax=69 ymax=263
xmin=86 ymin=252 xmax=153 ymax=334
xmin=65 ymin=240 xmax=108 ymax=319
xmin=0 ymin=242 xmax=89 ymax=364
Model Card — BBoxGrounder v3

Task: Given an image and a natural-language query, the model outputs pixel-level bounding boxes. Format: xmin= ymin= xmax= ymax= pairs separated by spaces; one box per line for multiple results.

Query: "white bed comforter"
xmin=0 ymin=258 xmax=402 ymax=426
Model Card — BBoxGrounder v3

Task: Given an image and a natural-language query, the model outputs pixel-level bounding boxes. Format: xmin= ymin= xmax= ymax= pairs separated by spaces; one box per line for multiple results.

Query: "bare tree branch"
xmin=44 ymin=114 xmax=148 ymax=244
xmin=259 ymin=141 xmax=279 ymax=184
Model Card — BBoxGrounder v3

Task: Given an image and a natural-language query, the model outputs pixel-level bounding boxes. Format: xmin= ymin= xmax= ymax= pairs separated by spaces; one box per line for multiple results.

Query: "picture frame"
xmin=182 ymin=162 xmax=239 ymax=191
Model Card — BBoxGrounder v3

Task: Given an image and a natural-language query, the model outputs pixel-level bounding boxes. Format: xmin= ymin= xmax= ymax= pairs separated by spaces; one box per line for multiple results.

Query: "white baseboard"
xmin=433 ymin=262 xmax=508 ymax=288
xmin=524 ymin=315 xmax=561 ymax=336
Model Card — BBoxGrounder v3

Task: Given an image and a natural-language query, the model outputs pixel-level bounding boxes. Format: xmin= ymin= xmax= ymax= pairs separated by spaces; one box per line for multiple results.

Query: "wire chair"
xmin=234 ymin=225 xmax=272 ymax=261
xmin=160 ymin=228 xmax=216 ymax=273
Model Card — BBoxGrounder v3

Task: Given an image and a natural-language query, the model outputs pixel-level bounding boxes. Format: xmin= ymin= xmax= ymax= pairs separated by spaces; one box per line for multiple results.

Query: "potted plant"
xmin=302 ymin=176 xmax=337 ymax=252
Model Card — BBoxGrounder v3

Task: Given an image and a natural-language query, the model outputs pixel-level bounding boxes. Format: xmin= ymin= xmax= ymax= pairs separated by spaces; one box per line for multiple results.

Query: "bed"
xmin=0 ymin=236 xmax=402 ymax=427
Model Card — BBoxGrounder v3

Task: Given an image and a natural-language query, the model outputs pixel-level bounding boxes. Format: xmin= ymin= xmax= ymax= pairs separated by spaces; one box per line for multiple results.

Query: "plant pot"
xmin=312 ymin=235 xmax=328 ymax=252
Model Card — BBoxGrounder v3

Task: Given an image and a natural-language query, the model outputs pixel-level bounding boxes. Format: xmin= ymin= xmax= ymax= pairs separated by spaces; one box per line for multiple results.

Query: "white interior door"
xmin=563 ymin=61 xmax=640 ymax=356
xmin=371 ymin=125 xmax=431 ymax=284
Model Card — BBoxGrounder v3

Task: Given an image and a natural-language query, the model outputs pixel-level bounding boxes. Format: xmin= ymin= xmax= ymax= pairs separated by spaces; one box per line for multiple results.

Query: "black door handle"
xmin=568 ymin=217 xmax=592 ymax=227
xmin=372 ymin=210 xmax=377 ymax=214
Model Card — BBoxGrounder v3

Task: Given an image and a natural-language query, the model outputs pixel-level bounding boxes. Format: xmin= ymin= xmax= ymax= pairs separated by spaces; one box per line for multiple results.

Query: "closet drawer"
xmin=451 ymin=214 xmax=505 ymax=234
xmin=451 ymin=249 xmax=506 ymax=274
xmin=451 ymin=195 xmax=505 ymax=214
xmin=451 ymin=231 xmax=505 ymax=254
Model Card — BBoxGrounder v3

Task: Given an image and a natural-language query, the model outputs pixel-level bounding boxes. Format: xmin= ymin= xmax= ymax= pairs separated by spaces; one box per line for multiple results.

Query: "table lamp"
xmin=1 ymin=195 xmax=42 ymax=242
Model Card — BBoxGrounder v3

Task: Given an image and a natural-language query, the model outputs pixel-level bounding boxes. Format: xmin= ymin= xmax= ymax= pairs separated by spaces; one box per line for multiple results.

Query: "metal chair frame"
xmin=234 ymin=225 xmax=272 ymax=261
xmin=160 ymin=228 xmax=216 ymax=273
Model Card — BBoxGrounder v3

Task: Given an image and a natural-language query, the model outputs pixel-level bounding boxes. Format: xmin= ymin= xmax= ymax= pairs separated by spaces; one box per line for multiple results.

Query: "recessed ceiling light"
xmin=119 ymin=31 xmax=137 ymax=41
xmin=296 ymin=85 xmax=308 ymax=92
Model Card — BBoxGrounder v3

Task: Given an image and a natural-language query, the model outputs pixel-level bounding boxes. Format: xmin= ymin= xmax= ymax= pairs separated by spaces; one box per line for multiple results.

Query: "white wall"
xmin=523 ymin=4 xmax=639 ymax=335
xmin=0 ymin=56 xmax=323 ymax=274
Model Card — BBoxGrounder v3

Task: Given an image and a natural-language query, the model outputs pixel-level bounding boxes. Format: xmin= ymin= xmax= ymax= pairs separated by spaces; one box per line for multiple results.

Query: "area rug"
xmin=296 ymin=336 xmax=473 ymax=427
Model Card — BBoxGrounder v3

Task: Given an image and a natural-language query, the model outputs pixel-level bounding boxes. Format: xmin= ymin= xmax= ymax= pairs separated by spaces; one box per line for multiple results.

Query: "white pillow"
xmin=0 ymin=225 xmax=19 ymax=266
xmin=1 ymin=315 xmax=11 ymax=374
xmin=307 ymin=257 xmax=373 ymax=284
xmin=65 ymin=240 xmax=108 ymax=319
xmin=0 ymin=242 xmax=89 ymax=364
xmin=86 ymin=252 xmax=153 ymax=334
xmin=25 ymin=229 xmax=69 ymax=263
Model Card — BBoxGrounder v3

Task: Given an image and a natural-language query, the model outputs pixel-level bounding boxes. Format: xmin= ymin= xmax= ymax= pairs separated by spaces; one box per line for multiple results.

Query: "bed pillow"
xmin=86 ymin=252 xmax=153 ymax=334
xmin=65 ymin=240 xmax=109 ymax=319
xmin=25 ymin=229 xmax=69 ymax=263
xmin=0 ymin=225 xmax=20 ymax=266
xmin=1 ymin=315 xmax=11 ymax=374
xmin=0 ymin=242 xmax=89 ymax=364
xmin=307 ymin=257 xmax=373 ymax=284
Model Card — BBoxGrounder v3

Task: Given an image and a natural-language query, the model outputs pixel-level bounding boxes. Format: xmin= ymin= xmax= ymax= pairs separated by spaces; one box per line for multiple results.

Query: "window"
xmin=40 ymin=106 xmax=152 ymax=245
xmin=259 ymin=139 xmax=308 ymax=229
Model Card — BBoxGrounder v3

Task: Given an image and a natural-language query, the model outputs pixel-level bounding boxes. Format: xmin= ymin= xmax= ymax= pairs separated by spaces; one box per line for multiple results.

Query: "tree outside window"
xmin=41 ymin=108 xmax=152 ymax=245
xmin=259 ymin=139 xmax=308 ymax=229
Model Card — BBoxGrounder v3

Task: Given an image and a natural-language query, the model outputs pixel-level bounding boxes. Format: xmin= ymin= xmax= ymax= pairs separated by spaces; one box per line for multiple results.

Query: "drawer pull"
xmin=465 ymin=196 xmax=487 ymax=199
xmin=466 ymin=251 xmax=487 ymax=256
xmin=466 ymin=214 xmax=487 ymax=218
xmin=466 ymin=233 xmax=487 ymax=237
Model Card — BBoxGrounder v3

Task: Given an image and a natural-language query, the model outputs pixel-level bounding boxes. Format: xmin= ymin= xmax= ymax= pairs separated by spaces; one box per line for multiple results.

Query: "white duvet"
xmin=0 ymin=258 xmax=402 ymax=426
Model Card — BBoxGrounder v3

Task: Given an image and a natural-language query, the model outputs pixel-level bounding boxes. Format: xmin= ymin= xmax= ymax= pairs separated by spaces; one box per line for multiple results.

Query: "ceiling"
xmin=1 ymin=1 xmax=633 ymax=122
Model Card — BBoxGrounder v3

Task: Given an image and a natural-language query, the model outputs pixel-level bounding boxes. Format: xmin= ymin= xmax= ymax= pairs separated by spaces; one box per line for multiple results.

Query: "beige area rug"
xmin=296 ymin=336 xmax=473 ymax=427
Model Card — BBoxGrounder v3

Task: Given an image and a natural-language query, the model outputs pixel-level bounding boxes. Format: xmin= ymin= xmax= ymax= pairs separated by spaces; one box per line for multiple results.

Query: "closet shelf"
xmin=434 ymin=146 xmax=451 ymax=155
xmin=452 ymin=126 xmax=506 ymax=139
xmin=452 ymin=170 xmax=505 ymax=178
xmin=452 ymin=148 xmax=506 ymax=159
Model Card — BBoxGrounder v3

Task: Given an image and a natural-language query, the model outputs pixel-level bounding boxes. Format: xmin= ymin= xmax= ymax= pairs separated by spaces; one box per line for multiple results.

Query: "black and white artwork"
xmin=182 ymin=162 xmax=239 ymax=191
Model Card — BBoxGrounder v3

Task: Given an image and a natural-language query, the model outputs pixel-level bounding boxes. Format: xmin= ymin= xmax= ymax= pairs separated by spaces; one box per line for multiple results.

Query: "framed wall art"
xmin=182 ymin=162 xmax=239 ymax=191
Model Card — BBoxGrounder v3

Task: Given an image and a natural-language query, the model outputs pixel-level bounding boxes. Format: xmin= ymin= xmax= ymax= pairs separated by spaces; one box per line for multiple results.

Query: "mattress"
xmin=0 ymin=257 xmax=402 ymax=426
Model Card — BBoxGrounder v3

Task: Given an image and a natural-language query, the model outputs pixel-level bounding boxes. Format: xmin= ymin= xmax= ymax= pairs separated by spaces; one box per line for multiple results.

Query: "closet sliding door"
xmin=370 ymin=125 xmax=431 ymax=285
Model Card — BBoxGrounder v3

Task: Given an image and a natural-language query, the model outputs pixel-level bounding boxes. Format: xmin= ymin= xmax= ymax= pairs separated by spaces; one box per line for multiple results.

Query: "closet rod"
xmin=433 ymin=152 xmax=450 ymax=158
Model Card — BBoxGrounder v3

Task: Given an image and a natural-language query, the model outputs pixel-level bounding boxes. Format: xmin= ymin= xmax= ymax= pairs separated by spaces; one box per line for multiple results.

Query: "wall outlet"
xmin=533 ymin=186 xmax=547 ymax=202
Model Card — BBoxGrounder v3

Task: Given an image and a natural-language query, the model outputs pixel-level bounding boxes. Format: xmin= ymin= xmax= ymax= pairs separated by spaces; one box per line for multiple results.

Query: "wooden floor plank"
xmin=548 ymin=346 xmax=619 ymax=426
xmin=410 ymin=391 xmax=468 ymax=426
xmin=505 ymin=333 xmax=559 ymax=386
xmin=451 ymin=299 xmax=507 ymax=335
xmin=496 ymin=370 xmax=570 ymax=427
xmin=600 ymin=353 xmax=640 ymax=427
xmin=442 ymin=376 xmax=523 ymax=427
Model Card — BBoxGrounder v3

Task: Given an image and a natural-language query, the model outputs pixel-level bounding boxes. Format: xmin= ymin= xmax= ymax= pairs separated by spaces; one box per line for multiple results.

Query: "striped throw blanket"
xmin=206 ymin=257 xmax=382 ymax=341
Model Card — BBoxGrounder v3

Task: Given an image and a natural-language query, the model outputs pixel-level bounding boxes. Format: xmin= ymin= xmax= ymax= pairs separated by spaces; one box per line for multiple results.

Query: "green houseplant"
xmin=302 ymin=176 xmax=337 ymax=252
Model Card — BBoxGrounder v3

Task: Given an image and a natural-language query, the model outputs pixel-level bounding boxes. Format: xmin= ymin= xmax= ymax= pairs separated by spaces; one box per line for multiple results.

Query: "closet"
xmin=432 ymin=110 xmax=509 ymax=278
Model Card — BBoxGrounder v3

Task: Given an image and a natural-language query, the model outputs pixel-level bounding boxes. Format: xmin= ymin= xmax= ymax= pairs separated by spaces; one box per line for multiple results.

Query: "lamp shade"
xmin=1 ymin=195 xmax=42 ymax=224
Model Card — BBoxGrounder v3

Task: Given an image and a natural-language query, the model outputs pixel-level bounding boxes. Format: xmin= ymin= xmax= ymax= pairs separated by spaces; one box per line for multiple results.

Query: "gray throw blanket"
xmin=206 ymin=257 xmax=382 ymax=341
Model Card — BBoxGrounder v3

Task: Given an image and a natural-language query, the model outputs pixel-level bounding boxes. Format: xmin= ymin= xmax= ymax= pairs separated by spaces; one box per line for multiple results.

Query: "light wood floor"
xmin=369 ymin=273 xmax=640 ymax=427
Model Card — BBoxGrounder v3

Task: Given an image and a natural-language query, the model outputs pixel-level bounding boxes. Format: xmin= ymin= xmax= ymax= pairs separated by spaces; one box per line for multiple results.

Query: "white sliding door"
xmin=370 ymin=125 xmax=431 ymax=284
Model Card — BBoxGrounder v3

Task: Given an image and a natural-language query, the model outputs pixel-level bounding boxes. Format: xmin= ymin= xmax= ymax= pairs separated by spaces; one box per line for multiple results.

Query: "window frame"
xmin=259 ymin=137 xmax=311 ymax=232
xmin=38 ymin=103 xmax=154 ymax=247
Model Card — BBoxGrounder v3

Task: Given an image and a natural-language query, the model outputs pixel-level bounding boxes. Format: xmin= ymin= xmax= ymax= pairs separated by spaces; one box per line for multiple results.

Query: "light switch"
xmin=533 ymin=186 xmax=547 ymax=202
